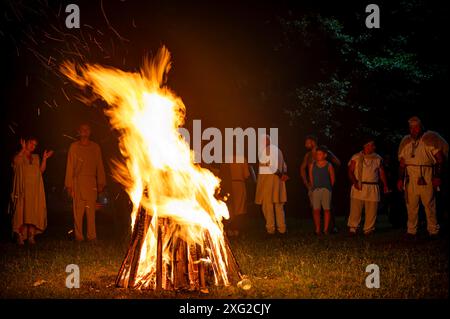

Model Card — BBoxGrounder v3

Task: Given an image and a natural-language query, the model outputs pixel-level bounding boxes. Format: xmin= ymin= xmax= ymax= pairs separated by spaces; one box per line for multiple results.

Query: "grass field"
xmin=0 ymin=214 xmax=448 ymax=299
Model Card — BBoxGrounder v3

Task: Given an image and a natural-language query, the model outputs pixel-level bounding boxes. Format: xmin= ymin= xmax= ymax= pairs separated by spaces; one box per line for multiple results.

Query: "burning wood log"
xmin=116 ymin=211 xmax=243 ymax=291
xmin=155 ymin=217 xmax=163 ymax=291
xmin=171 ymin=235 xmax=189 ymax=290
xmin=187 ymin=243 xmax=200 ymax=290
xmin=115 ymin=207 xmax=150 ymax=288
xmin=196 ymin=243 xmax=207 ymax=293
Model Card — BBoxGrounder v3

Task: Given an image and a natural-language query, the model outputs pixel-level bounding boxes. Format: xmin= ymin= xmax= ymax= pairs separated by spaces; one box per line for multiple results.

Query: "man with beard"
xmin=300 ymin=135 xmax=341 ymax=232
xmin=397 ymin=117 xmax=448 ymax=238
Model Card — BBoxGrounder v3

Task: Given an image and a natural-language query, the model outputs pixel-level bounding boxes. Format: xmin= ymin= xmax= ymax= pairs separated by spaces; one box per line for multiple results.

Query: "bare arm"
xmin=40 ymin=156 xmax=47 ymax=173
xmin=308 ymin=163 xmax=314 ymax=189
xmin=433 ymin=150 xmax=444 ymax=164
xmin=432 ymin=151 xmax=444 ymax=188
xmin=398 ymin=157 xmax=406 ymax=179
xmin=348 ymin=160 xmax=360 ymax=190
xmin=379 ymin=165 xmax=388 ymax=193
xmin=433 ymin=151 xmax=444 ymax=177
xmin=328 ymin=164 xmax=335 ymax=187
xmin=300 ymin=154 xmax=309 ymax=187
xmin=39 ymin=150 xmax=53 ymax=173
xmin=328 ymin=151 xmax=341 ymax=168
xmin=397 ymin=157 xmax=406 ymax=191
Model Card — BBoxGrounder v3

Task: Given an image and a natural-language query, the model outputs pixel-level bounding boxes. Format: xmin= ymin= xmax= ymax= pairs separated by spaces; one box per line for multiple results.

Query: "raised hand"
xmin=43 ymin=150 xmax=54 ymax=160
xmin=20 ymin=139 xmax=26 ymax=152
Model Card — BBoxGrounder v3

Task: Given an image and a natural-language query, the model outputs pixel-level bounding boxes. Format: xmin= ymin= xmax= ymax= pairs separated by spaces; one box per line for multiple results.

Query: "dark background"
xmin=0 ymin=0 xmax=448 ymax=239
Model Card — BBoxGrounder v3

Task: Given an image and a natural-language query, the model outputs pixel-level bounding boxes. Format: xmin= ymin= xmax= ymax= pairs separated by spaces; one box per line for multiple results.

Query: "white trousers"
xmin=405 ymin=181 xmax=438 ymax=235
xmin=347 ymin=198 xmax=378 ymax=234
xmin=262 ymin=202 xmax=286 ymax=234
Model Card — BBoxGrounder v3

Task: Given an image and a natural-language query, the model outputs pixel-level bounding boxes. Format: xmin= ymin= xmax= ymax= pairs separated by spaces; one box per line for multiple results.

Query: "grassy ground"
xmin=0 ymin=214 xmax=448 ymax=299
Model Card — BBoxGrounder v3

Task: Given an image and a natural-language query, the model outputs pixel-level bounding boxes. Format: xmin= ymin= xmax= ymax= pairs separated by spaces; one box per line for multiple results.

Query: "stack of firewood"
xmin=115 ymin=208 xmax=242 ymax=292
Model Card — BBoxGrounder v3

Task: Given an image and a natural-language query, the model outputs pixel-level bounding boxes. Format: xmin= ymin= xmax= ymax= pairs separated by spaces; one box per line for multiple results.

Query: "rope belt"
xmin=405 ymin=164 xmax=434 ymax=180
xmin=360 ymin=181 xmax=379 ymax=185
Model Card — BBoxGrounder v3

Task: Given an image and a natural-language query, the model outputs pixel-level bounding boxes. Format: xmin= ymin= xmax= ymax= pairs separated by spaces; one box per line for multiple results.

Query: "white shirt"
xmin=398 ymin=135 xmax=439 ymax=179
xmin=349 ymin=152 xmax=382 ymax=202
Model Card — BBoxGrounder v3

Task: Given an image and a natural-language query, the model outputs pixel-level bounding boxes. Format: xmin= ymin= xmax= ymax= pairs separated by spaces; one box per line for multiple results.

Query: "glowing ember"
xmin=61 ymin=46 xmax=242 ymax=290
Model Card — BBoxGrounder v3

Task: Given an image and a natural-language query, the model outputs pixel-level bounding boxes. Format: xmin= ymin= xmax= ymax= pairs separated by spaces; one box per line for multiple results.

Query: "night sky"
xmin=1 ymin=0 xmax=449 ymax=225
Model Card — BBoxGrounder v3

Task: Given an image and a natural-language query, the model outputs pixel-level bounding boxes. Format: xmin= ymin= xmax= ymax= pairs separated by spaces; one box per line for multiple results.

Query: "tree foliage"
xmin=279 ymin=1 xmax=448 ymax=146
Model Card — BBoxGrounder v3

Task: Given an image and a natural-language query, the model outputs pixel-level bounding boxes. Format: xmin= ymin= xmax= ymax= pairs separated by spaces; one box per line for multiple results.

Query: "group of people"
xmin=222 ymin=116 xmax=447 ymax=239
xmin=10 ymin=123 xmax=105 ymax=244
xmin=8 ymin=116 xmax=448 ymax=245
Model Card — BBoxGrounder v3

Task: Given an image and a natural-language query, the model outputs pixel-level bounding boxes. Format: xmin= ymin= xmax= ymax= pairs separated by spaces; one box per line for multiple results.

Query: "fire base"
xmin=115 ymin=209 xmax=243 ymax=291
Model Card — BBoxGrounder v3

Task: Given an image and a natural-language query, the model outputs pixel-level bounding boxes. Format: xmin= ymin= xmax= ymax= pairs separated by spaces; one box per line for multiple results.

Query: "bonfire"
xmin=61 ymin=47 xmax=244 ymax=292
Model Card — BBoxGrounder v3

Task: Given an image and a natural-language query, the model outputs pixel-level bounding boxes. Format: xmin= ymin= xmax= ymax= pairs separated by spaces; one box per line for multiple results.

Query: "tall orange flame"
xmin=61 ymin=46 xmax=233 ymax=289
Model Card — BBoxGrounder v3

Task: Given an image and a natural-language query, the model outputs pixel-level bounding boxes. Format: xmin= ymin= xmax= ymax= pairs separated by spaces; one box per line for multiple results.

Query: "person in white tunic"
xmin=347 ymin=138 xmax=388 ymax=235
xmin=397 ymin=117 xmax=447 ymax=237
xmin=255 ymin=135 xmax=288 ymax=235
